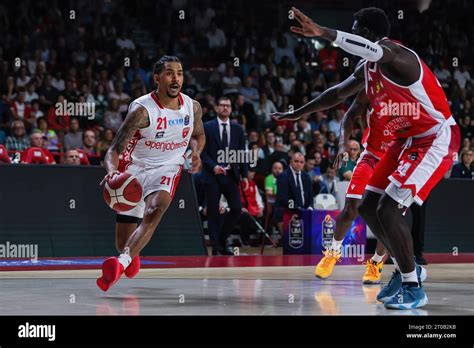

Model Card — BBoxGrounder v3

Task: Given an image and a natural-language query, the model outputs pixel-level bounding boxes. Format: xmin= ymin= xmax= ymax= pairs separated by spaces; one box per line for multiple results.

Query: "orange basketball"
xmin=103 ymin=172 xmax=143 ymax=212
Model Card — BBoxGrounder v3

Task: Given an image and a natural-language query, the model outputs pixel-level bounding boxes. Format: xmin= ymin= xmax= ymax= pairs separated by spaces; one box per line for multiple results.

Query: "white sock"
xmin=371 ymin=253 xmax=385 ymax=263
xmin=391 ymin=257 xmax=399 ymax=271
xmin=118 ymin=253 xmax=132 ymax=269
xmin=331 ymin=238 xmax=343 ymax=252
xmin=401 ymin=269 xmax=418 ymax=285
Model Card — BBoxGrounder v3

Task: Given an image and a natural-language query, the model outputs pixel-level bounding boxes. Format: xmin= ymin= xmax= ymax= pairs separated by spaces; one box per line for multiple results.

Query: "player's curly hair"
xmin=153 ymin=55 xmax=182 ymax=74
xmin=354 ymin=7 xmax=390 ymax=38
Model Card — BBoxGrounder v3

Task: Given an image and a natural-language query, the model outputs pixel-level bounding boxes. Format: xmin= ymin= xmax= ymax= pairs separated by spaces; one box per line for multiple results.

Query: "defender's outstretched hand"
xmin=271 ymin=111 xmax=301 ymax=121
xmin=290 ymin=7 xmax=325 ymax=38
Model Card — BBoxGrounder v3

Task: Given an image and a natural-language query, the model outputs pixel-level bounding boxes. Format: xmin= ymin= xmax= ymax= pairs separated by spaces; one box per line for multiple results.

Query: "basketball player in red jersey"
xmin=97 ymin=56 xmax=205 ymax=291
xmin=273 ymin=7 xmax=460 ymax=309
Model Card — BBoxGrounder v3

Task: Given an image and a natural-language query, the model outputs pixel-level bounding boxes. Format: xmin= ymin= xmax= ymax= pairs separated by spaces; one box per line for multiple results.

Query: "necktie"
xmin=295 ymin=172 xmax=303 ymax=207
xmin=222 ymin=123 xmax=228 ymax=148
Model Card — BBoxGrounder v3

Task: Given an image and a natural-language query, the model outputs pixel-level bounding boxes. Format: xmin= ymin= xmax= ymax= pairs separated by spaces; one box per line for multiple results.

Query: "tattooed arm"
xmin=188 ymin=100 xmax=206 ymax=173
xmin=101 ymin=104 xmax=149 ymax=183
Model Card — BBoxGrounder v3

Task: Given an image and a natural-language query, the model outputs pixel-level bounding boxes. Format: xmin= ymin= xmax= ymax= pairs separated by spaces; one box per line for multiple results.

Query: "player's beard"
xmin=166 ymin=90 xmax=180 ymax=98
xmin=167 ymin=84 xmax=181 ymax=98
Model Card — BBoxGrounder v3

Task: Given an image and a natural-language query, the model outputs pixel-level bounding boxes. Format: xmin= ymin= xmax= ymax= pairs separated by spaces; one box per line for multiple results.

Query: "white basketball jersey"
xmin=125 ymin=92 xmax=194 ymax=168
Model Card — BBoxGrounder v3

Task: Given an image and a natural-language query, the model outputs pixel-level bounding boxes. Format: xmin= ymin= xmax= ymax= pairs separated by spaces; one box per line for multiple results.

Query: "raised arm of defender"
xmin=272 ymin=63 xmax=365 ymax=121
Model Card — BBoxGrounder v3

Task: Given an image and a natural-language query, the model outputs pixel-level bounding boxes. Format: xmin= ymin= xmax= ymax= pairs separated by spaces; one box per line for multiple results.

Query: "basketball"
xmin=103 ymin=172 xmax=143 ymax=212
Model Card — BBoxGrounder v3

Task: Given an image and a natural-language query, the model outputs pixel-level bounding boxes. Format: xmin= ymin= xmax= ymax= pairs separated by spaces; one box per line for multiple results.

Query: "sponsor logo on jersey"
xmin=182 ymin=127 xmax=190 ymax=138
xmin=144 ymin=139 xmax=189 ymax=152
xmin=155 ymin=131 xmax=165 ymax=139
xmin=168 ymin=118 xmax=185 ymax=126
xmin=184 ymin=115 xmax=190 ymax=125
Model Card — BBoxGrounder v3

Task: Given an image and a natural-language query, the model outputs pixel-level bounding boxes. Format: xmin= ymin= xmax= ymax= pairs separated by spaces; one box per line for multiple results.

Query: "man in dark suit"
xmin=274 ymin=152 xmax=313 ymax=236
xmin=200 ymin=96 xmax=249 ymax=255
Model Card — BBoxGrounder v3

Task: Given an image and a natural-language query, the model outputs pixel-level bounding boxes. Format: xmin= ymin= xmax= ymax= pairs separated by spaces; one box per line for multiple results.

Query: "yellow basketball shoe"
xmin=362 ymin=259 xmax=384 ymax=284
xmin=315 ymin=248 xmax=342 ymax=279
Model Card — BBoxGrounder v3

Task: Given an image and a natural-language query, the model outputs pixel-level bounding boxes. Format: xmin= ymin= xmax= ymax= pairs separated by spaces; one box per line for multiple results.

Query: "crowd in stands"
xmin=0 ymin=0 xmax=472 ymax=243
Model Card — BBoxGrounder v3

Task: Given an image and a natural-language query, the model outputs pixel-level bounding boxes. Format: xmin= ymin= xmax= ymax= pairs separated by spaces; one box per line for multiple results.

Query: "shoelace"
xmin=321 ymin=249 xmax=340 ymax=268
xmin=365 ymin=261 xmax=378 ymax=277
xmin=387 ymin=271 xmax=399 ymax=287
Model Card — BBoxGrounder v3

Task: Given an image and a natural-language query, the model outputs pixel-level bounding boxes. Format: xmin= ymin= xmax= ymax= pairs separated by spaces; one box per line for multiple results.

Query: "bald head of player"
xmin=153 ymin=55 xmax=183 ymax=99
xmin=351 ymin=7 xmax=390 ymax=42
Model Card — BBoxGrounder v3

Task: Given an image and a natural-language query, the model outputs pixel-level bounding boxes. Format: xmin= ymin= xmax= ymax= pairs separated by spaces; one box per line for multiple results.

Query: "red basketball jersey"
xmin=364 ymin=39 xmax=452 ymax=139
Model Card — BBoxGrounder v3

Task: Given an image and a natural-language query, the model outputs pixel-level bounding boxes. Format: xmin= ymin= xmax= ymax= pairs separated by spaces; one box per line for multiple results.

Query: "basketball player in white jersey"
xmin=97 ymin=56 xmax=205 ymax=291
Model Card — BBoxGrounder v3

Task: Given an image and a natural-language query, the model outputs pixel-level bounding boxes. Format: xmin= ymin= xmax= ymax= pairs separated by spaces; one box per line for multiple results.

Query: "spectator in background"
xmin=324 ymin=131 xmax=338 ymax=162
xmin=36 ymin=117 xmax=59 ymax=152
xmin=328 ymin=108 xmax=344 ymax=137
xmin=232 ymin=94 xmax=255 ymax=129
xmin=30 ymin=100 xmax=44 ymax=125
xmin=63 ymin=149 xmax=81 ymax=165
xmin=268 ymin=141 xmax=290 ymax=168
xmin=274 ymin=36 xmax=296 ymax=65
xmin=63 ymin=117 xmax=83 ymax=152
xmin=318 ymin=42 xmax=338 ymax=82
xmin=116 ymin=31 xmax=136 ymax=50
xmin=239 ymin=76 xmax=259 ymax=109
xmin=16 ymin=66 xmax=30 ymax=88
xmin=103 ymin=99 xmax=123 ymax=132
xmin=108 ymin=81 xmax=131 ymax=115
xmin=27 ymin=131 xmax=56 ymax=164
xmin=459 ymin=115 xmax=473 ymax=141
xmin=38 ymin=74 xmax=59 ymax=110
xmin=265 ymin=160 xmax=284 ymax=195
xmin=96 ymin=128 xmax=114 ymax=157
xmin=5 ymin=120 xmax=29 ymax=151
xmin=10 ymin=91 xmax=31 ymax=121
xmin=127 ymin=60 xmax=149 ymax=89
xmin=434 ymin=61 xmax=452 ymax=95
xmin=338 ymin=140 xmax=360 ymax=181
xmin=279 ymin=68 xmax=296 ymax=96
xmin=255 ymin=92 xmax=277 ymax=130
xmin=47 ymin=95 xmax=70 ymax=133
xmin=313 ymin=151 xmax=329 ymax=175
xmin=294 ymin=117 xmax=312 ymax=143
xmin=453 ymin=65 xmax=472 ymax=99
xmin=258 ymin=131 xmax=276 ymax=159
xmin=320 ymin=166 xmax=339 ymax=196
xmin=81 ymin=129 xmax=97 ymax=156
xmin=451 ymin=147 xmax=473 ymax=179
xmin=93 ymin=84 xmax=108 ymax=125
xmin=222 ymin=66 xmax=241 ymax=96
xmin=239 ymin=168 xmax=264 ymax=245
xmin=459 ymin=100 xmax=473 ymax=119
xmin=51 ymin=71 xmax=65 ymax=92
xmin=25 ymin=82 xmax=39 ymax=104
xmin=206 ymin=22 xmax=227 ymax=50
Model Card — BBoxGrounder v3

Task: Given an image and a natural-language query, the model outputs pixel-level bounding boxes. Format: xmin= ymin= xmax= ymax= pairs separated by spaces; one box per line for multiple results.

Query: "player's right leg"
xmin=115 ymin=215 xmax=140 ymax=278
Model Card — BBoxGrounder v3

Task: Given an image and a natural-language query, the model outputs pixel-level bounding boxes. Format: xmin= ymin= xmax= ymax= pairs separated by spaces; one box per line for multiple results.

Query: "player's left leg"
xmin=380 ymin=123 xmax=460 ymax=309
